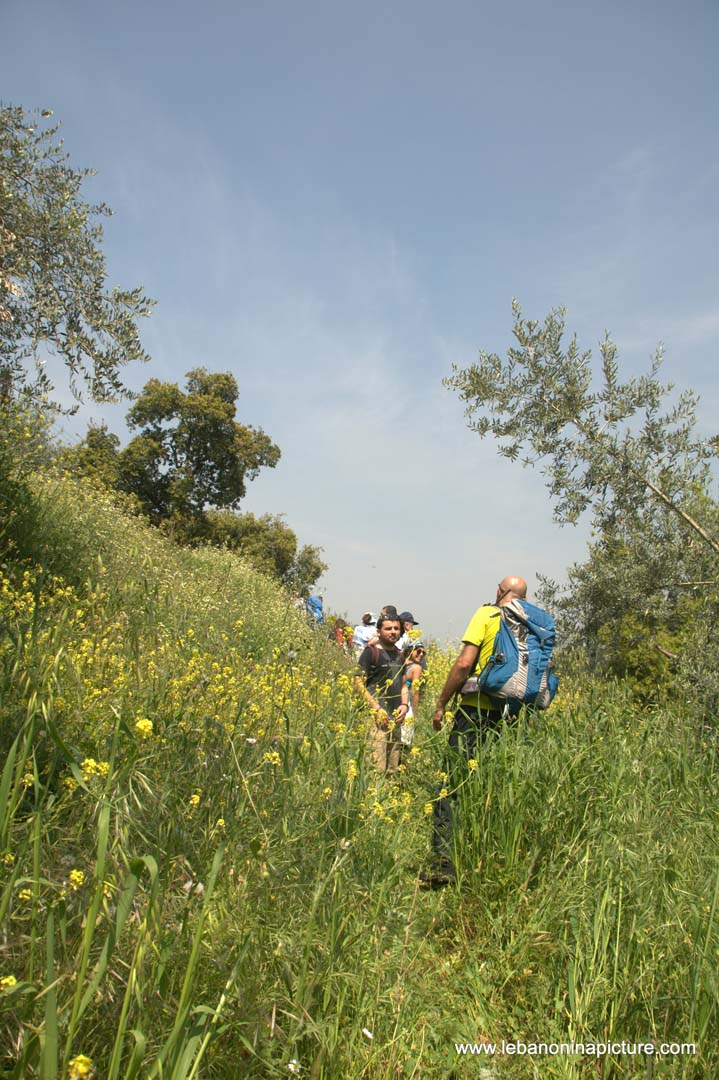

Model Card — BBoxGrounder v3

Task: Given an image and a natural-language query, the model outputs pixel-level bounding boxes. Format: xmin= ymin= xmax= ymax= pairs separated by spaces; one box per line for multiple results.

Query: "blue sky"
xmin=4 ymin=0 xmax=718 ymax=638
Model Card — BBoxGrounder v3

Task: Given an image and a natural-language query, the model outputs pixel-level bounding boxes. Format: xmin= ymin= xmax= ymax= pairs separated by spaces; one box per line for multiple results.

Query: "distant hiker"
xmin=329 ymin=617 xmax=351 ymax=652
xmin=420 ymin=575 xmax=558 ymax=888
xmin=352 ymin=611 xmax=376 ymax=657
xmin=305 ymin=593 xmax=324 ymax=626
xmin=398 ymin=640 xmax=426 ymax=754
xmin=354 ymin=614 xmax=409 ymax=775
xmin=396 ymin=610 xmax=421 ymax=652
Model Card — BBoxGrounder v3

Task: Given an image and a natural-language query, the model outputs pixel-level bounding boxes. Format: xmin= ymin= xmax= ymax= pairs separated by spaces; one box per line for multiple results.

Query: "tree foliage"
xmin=445 ymin=301 xmax=719 ymax=552
xmin=0 ymin=104 xmax=154 ymax=406
xmin=63 ymin=370 xmax=326 ymax=593
xmin=118 ymin=368 xmax=281 ymax=521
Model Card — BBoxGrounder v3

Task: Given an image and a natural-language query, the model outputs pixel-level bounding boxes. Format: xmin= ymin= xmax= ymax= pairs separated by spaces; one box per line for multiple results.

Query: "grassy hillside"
xmin=1 ymin=468 xmax=718 ymax=1079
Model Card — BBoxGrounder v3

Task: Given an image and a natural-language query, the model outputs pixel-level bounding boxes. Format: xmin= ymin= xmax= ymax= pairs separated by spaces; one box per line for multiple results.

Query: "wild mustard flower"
xmin=424 ymin=803 xmax=434 ymax=815
xmin=135 ymin=717 xmax=153 ymax=738
xmin=2 ymin=852 xmax=14 ymax=867
xmin=467 ymin=759 xmax=478 ymax=772
xmin=68 ymin=1055 xmax=94 ymax=1079
xmin=439 ymin=788 xmax=449 ymax=799
xmin=81 ymin=758 xmax=109 ymax=780
xmin=215 ymin=818 xmax=225 ymax=829
xmin=322 ymin=787 xmax=332 ymax=799
xmin=18 ymin=888 xmax=33 ymax=901
xmin=189 ymin=792 xmax=201 ymax=808
xmin=346 ymin=759 xmax=358 ymax=783
xmin=69 ymin=869 xmax=84 ymax=890
xmin=0 ymin=975 xmax=17 ymax=990
xmin=263 ymin=750 xmax=281 ymax=766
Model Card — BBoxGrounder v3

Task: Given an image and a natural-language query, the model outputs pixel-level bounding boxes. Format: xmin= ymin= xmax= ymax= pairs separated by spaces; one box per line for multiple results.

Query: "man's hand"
xmin=432 ymin=707 xmax=444 ymax=732
xmin=393 ymin=703 xmax=409 ymax=726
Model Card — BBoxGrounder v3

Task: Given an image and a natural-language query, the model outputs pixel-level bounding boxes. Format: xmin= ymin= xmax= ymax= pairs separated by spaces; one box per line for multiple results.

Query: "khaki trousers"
xmin=368 ymin=722 xmax=402 ymax=775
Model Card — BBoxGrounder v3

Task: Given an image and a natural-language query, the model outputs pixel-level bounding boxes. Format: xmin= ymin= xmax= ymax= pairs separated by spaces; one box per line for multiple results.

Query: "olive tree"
xmin=0 ymin=104 xmax=154 ymax=407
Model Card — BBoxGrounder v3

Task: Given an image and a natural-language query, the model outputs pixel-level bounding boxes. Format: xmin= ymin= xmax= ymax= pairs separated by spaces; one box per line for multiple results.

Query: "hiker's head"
xmin=399 ymin=610 xmax=417 ymax=628
xmin=376 ymin=616 xmax=401 ymax=644
xmin=496 ymin=576 xmax=527 ymax=605
xmin=407 ymin=641 xmax=425 ymax=661
xmin=361 ymin=611 xmax=375 ymax=625
xmin=380 ymin=604 xmax=398 ymax=617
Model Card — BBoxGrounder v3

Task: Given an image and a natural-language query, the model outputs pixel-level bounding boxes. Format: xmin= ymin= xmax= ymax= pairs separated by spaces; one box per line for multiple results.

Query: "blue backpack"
xmin=471 ymin=599 xmax=559 ymax=712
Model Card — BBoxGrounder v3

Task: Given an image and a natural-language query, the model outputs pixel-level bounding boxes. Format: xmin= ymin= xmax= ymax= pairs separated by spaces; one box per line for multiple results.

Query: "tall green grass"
xmin=1 ymin=462 xmax=718 ymax=1078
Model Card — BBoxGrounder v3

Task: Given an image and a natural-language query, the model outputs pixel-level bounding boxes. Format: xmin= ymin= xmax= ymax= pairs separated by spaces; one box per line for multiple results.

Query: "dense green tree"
xmin=0 ymin=105 xmax=154 ymax=406
xmin=60 ymin=421 xmax=122 ymax=490
xmin=119 ymin=368 xmax=281 ymax=521
xmin=62 ymin=370 xmax=324 ymax=591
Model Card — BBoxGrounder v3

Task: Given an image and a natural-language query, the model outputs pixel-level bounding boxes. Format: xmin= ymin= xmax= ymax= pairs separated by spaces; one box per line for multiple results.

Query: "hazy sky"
xmin=4 ymin=0 xmax=718 ymax=638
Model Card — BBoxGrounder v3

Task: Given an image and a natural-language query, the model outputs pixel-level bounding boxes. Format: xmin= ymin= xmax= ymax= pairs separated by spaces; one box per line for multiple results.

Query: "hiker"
xmin=396 ymin=610 xmax=424 ymax=657
xmin=305 ymin=593 xmax=324 ymax=626
xmin=366 ymin=605 xmax=399 ymax=649
xmin=329 ymin=617 xmax=352 ymax=653
xmin=421 ymin=575 xmax=557 ymax=887
xmin=398 ymin=640 xmax=426 ymax=756
xmin=354 ymin=614 xmax=410 ymax=775
xmin=352 ymin=611 xmax=376 ymax=657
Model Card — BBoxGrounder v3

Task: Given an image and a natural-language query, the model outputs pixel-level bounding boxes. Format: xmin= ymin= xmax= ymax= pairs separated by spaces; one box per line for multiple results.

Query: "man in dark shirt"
xmin=354 ymin=614 xmax=409 ymax=774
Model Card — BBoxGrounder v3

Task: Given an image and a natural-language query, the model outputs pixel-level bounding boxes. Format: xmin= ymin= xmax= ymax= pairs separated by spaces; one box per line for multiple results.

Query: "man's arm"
xmin=432 ymin=643 xmax=479 ymax=731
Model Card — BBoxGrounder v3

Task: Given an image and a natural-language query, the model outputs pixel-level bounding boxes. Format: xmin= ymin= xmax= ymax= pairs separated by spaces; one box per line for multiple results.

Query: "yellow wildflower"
xmin=263 ymin=750 xmax=281 ymax=766
xmin=424 ymin=802 xmax=434 ymax=815
xmin=189 ymin=792 xmax=201 ymax=808
xmin=18 ymin=888 xmax=33 ymax=901
xmin=80 ymin=758 xmax=109 ymax=780
xmin=215 ymin=818 xmax=225 ymax=829
xmin=69 ymin=869 xmax=84 ymax=890
xmin=2 ymin=852 xmax=15 ymax=867
xmin=346 ymin=759 xmax=358 ymax=783
xmin=0 ymin=975 xmax=17 ymax=990
xmin=68 ymin=1055 xmax=94 ymax=1079
xmin=467 ymin=759 xmax=478 ymax=772
xmin=134 ymin=718 xmax=153 ymax=738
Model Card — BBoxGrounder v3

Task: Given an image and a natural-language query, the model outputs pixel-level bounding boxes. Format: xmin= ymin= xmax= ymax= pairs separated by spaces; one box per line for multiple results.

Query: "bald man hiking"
xmin=420 ymin=575 xmax=558 ymax=888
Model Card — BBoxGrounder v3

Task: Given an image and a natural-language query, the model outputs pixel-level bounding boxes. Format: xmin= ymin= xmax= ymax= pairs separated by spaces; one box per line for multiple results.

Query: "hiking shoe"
xmin=419 ymin=861 xmax=456 ymax=889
